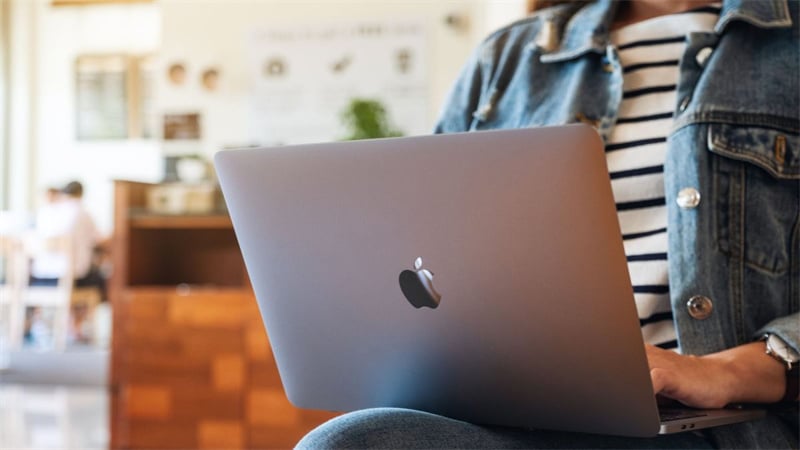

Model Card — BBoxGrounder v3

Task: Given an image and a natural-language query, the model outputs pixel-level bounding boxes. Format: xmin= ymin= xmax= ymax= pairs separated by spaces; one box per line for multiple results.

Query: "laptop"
xmin=214 ymin=124 xmax=764 ymax=437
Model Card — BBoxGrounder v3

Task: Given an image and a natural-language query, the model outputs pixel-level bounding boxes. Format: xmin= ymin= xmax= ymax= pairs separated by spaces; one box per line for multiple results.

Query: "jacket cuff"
xmin=755 ymin=312 xmax=800 ymax=352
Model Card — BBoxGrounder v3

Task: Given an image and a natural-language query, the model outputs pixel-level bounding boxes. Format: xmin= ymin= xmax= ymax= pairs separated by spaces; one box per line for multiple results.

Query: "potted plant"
xmin=340 ymin=98 xmax=403 ymax=140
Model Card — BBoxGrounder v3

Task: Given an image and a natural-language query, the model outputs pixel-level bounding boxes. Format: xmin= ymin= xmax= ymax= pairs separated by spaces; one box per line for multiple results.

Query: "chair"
xmin=0 ymin=234 xmax=26 ymax=365
xmin=11 ymin=235 xmax=102 ymax=351
xmin=1 ymin=234 xmax=24 ymax=305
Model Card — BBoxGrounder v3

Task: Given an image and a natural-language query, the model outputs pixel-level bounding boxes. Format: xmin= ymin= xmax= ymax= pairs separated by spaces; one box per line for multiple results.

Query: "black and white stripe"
xmin=608 ymin=5 xmax=719 ymax=351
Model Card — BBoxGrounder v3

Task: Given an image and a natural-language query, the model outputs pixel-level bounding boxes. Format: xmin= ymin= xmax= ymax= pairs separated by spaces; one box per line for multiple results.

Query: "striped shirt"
xmin=608 ymin=5 xmax=720 ymax=351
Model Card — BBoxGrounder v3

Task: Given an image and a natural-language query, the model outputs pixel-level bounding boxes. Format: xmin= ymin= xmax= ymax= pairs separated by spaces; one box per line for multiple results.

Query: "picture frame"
xmin=75 ymin=54 xmax=154 ymax=140
xmin=163 ymin=113 xmax=202 ymax=141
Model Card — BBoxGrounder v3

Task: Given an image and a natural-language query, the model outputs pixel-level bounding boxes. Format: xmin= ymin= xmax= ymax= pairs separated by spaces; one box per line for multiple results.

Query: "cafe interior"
xmin=0 ymin=0 xmax=529 ymax=448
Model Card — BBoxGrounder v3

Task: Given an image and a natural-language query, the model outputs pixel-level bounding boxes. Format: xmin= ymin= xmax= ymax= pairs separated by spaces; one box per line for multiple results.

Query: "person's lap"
xmin=29 ymin=266 xmax=107 ymax=301
xmin=296 ymin=408 xmax=714 ymax=449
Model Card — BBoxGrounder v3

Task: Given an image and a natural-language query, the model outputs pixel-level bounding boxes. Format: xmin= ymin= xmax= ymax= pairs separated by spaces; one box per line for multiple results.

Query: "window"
xmin=75 ymin=54 xmax=154 ymax=140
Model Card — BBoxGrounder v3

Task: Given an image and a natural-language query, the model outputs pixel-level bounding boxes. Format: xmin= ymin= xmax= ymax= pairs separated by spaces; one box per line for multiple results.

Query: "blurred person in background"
xmin=28 ymin=181 xmax=109 ymax=343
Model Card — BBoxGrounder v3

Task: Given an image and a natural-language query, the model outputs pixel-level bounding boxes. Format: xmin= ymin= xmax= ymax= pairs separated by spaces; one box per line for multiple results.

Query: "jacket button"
xmin=678 ymin=96 xmax=691 ymax=113
xmin=473 ymin=103 xmax=493 ymax=121
xmin=687 ymin=295 xmax=713 ymax=320
xmin=695 ymin=47 xmax=713 ymax=67
xmin=602 ymin=58 xmax=614 ymax=73
xmin=676 ymin=187 xmax=701 ymax=209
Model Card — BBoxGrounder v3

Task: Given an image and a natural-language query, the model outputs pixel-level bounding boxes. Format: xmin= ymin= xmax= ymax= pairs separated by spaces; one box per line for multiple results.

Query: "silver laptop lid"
xmin=215 ymin=124 xmax=662 ymax=437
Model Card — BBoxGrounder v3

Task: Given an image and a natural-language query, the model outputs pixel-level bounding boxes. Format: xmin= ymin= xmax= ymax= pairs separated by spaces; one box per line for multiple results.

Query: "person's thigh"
xmin=296 ymin=408 xmax=714 ymax=449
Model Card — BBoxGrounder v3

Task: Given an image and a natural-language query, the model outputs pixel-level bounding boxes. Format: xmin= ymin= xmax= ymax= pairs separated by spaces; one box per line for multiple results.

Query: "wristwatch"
xmin=761 ymin=333 xmax=800 ymax=402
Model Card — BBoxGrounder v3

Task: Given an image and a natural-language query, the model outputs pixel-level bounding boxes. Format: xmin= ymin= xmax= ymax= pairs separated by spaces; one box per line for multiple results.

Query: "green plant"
xmin=340 ymin=98 xmax=403 ymax=140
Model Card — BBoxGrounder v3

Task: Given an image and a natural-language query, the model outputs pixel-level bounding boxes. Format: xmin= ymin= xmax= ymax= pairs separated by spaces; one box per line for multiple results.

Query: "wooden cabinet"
xmin=110 ymin=181 xmax=337 ymax=449
xmin=110 ymin=181 xmax=247 ymax=293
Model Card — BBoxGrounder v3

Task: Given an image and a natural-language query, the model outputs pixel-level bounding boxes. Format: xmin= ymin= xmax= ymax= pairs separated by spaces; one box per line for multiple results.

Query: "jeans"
xmin=296 ymin=408 xmax=715 ymax=449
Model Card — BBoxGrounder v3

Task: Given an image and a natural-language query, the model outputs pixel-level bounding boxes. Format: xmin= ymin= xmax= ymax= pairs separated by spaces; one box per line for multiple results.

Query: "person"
xmin=298 ymin=0 xmax=799 ymax=448
xmin=28 ymin=181 xmax=108 ymax=344
xmin=29 ymin=181 xmax=108 ymax=303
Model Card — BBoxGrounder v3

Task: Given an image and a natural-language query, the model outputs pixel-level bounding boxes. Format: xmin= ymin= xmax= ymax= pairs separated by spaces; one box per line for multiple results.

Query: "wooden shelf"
xmin=111 ymin=182 xmax=246 ymax=289
xmin=129 ymin=214 xmax=232 ymax=229
xmin=125 ymin=285 xmax=251 ymax=295
xmin=109 ymin=180 xmax=336 ymax=449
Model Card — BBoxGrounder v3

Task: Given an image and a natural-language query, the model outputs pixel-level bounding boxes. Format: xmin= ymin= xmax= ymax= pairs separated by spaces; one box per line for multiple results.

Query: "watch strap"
xmin=762 ymin=333 xmax=800 ymax=402
xmin=783 ymin=364 xmax=799 ymax=403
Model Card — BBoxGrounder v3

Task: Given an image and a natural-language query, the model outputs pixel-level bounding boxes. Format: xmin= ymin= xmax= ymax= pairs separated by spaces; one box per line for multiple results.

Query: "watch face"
xmin=768 ymin=334 xmax=800 ymax=363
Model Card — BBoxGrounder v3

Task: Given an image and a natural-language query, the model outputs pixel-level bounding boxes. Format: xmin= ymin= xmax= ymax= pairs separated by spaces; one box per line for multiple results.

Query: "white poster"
xmin=249 ymin=20 xmax=428 ymax=146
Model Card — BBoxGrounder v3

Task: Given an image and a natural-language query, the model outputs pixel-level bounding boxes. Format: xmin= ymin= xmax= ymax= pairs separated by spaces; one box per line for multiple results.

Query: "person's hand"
xmin=646 ymin=345 xmax=732 ymax=408
xmin=645 ymin=343 xmax=786 ymax=409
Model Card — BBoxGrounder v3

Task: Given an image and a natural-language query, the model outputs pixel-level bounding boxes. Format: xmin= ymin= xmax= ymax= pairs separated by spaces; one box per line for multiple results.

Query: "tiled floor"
xmin=0 ymin=302 xmax=110 ymax=449
xmin=0 ymin=348 xmax=108 ymax=386
xmin=0 ymin=383 xmax=108 ymax=450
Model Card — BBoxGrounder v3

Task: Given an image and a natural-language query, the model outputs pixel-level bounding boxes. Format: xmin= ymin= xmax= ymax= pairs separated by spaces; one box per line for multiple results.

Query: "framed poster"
xmin=248 ymin=20 xmax=429 ymax=145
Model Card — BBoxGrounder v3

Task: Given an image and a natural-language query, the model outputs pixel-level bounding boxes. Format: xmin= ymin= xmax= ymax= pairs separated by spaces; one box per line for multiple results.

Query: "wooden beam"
xmin=52 ymin=0 xmax=153 ymax=7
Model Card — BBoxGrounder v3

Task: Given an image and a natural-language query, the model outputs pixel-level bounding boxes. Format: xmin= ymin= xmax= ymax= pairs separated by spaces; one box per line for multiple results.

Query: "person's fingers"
xmin=650 ymin=367 xmax=669 ymax=396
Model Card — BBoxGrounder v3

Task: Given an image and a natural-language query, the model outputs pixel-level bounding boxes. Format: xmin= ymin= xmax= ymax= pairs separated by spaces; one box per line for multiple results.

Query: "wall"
xmin=156 ymin=0 xmax=506 ymax=158
xmin=8 ymin=0 xmax=527 ymax=233
xmin=6 ymin=0 xmax=37 ymax=217
xmin=31 ymin=0 xmax=162 ymax=234
xmin=0 ymin=0 xmax=7 ymax=210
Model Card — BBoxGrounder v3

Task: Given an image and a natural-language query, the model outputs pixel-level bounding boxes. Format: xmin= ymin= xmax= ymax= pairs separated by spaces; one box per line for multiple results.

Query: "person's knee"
xmin=296 ymin=408 xmax=445 ymax=449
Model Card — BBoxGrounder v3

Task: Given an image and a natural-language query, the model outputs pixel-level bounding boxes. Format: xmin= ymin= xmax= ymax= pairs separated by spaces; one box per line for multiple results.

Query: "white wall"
xmin=485 ymin=0 xmax=529 ymax=31
xmin=10 ymin=0 xmax=527 ymax=234
xmin=6 ymin=0 xmax=36 ymax=218
xmin=156 ymin=0 xmax=502 ymax=159
xmin=30 ymin=0 xmax=162 ymax=234
xmin=0 ymin=0 xmax=7 ymax=210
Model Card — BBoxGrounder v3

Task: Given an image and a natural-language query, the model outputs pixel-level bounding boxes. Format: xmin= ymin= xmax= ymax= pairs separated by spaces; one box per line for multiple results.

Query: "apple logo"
xmin=399 ymin=257 xmax=442 ymax=309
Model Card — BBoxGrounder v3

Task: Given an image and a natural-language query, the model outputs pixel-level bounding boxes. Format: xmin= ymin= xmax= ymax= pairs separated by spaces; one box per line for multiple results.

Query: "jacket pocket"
xmin=707 ymin=123 xmax=800 ymax=276
xmin=707 ymin=123 xmax=799 ymax=180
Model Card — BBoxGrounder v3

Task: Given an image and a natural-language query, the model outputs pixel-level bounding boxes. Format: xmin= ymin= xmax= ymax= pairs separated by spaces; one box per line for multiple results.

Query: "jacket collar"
xmin=540 ymin=0 xmax=792 ymax=63
xmin=715 ymin=0 xmax=793 ymax=33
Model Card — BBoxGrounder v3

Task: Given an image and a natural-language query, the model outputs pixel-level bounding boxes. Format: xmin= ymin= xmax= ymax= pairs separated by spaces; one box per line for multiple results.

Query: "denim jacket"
xmin=435 ymin=0 xmax=799 ymax=446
